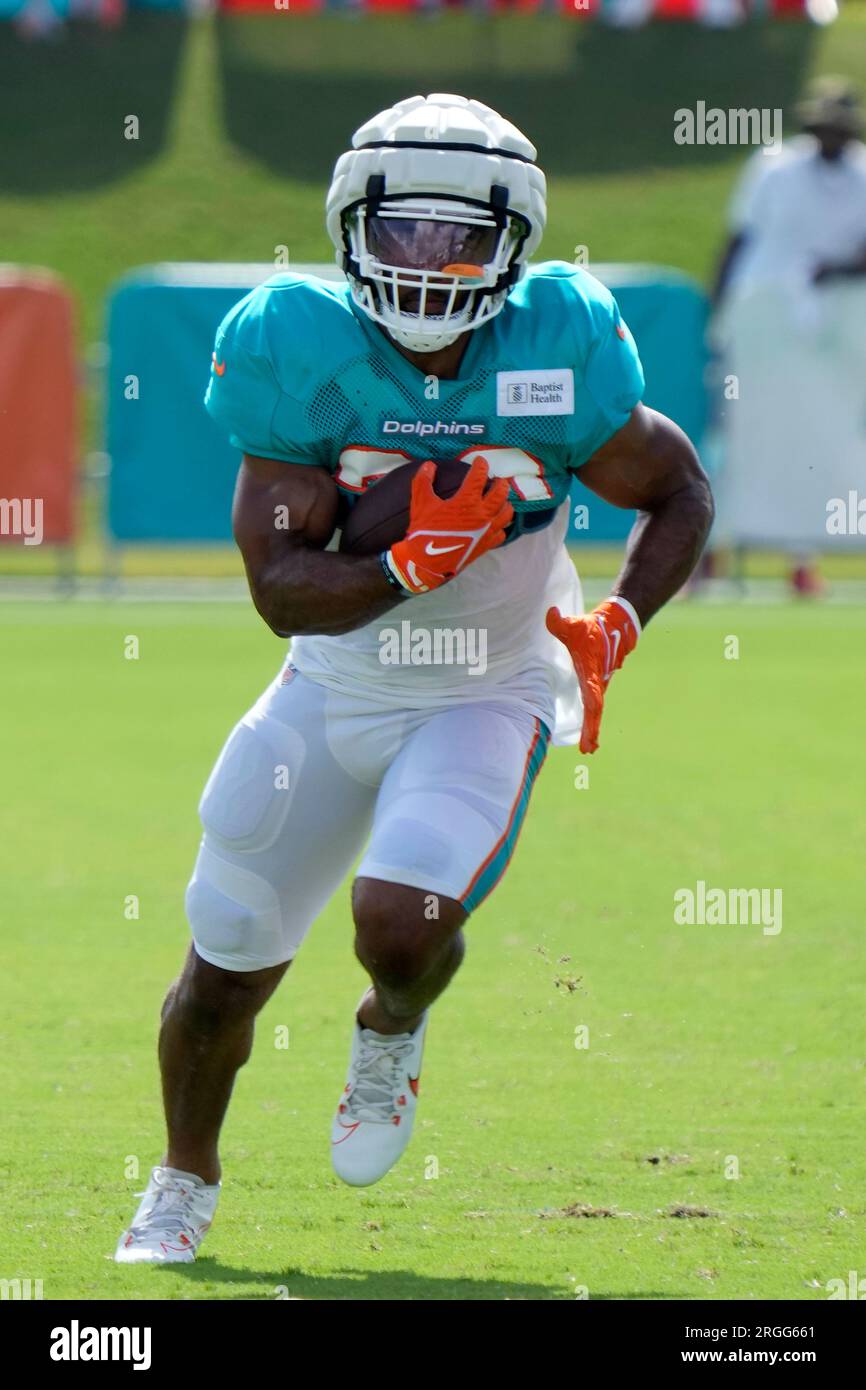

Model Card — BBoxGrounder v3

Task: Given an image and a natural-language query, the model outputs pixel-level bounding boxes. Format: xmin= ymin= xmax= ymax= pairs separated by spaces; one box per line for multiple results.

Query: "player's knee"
xmin=185 ymin=842 xmax=290 ymax=974
xmin=352 ymin=877 xmax=465 ymax=987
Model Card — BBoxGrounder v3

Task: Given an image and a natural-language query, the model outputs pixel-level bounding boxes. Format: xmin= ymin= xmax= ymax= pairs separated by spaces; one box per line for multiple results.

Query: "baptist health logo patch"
xmin=496 ymin=369 xmax=574 ymax=417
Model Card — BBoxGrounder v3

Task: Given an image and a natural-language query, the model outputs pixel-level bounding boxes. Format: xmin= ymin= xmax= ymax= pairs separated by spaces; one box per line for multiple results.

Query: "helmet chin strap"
xmin=386 ymin=320 xmax=465 ymax=353
xmin=350 ymin=272 xmax=485 ymax=353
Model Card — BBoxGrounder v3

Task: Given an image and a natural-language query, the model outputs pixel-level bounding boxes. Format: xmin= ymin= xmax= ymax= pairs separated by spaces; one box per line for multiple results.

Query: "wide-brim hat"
xmin=798 ymin=75 xmax=864 ymax=136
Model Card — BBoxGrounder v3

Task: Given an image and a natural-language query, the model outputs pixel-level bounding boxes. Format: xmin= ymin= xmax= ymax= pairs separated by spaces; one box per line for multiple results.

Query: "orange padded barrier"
xmin=0 ymin=269 xmax=77 ymax=546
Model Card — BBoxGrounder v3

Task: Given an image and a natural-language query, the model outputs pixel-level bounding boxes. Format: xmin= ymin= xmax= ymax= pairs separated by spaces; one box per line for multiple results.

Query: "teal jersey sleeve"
xmin=520 ymin=263 xmax=645 ymax=468
xmin=579 ymin=293 xmax=645 ymax=459
xmin=204 ymin=278 xmax=327 ymax=466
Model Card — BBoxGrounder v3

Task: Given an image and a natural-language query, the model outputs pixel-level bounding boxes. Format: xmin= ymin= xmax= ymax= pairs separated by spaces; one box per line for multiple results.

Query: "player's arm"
xmin=712 ymin=148 xmax=769 ymax=307
xmin=813 ymin=241 xmax=866 ymax=284
xmin=577 ymin=402 xmax=714 ymax=626
xmin=547 ymin=404 xmax=712 ymax=754
xmin=232 ymin=454 xmax=402 ymax=637
xmin=710 ymin=230 xmax=748 ymax=306
xmin=233 ymin=453 xmax=511 ymax=638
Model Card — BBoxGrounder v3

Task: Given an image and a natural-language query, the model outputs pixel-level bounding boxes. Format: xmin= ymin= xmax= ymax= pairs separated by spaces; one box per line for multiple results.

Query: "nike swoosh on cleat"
xmin=332 ymin=1119 xmax=360 ymax=1145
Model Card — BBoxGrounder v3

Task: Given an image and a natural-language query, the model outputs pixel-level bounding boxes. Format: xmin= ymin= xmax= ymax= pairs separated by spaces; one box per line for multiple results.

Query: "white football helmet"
xmin=326 ymin=94 xmax=547 ymax=353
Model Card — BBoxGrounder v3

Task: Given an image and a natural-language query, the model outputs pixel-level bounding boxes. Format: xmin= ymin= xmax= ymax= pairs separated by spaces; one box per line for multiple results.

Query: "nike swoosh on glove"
xmin=546 ymin=597 xmax=641 ymax=754
xmin=384 ymin=459 xmax=513 ymax=596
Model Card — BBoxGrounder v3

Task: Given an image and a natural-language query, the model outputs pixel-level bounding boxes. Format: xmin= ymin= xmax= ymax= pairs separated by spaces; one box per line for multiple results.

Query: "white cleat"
xmin=331 ymin=1012 xmax=428 ymax=1187
xmin=114 ymin=1166 xmax=220 ymax=1264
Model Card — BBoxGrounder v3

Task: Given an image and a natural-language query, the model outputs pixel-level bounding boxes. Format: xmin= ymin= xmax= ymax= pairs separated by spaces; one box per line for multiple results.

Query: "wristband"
xmin=609 ymin=594 xmax=642 ymax=640
xmin=380 ymin=550 xmax=411 ymax=597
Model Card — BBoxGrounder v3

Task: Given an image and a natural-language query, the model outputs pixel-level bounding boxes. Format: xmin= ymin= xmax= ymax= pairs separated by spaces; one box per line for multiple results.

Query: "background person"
xmin=711 ymin=77 xmax=866 ymax=594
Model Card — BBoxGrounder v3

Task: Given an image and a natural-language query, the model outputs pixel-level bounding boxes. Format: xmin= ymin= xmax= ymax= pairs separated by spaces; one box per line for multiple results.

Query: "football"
xmin=339 ymin=457 xmax=472 ymax=556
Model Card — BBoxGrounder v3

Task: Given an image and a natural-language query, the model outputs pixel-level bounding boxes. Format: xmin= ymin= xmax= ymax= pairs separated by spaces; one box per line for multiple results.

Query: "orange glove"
xmin=384 ymin=459 xmax=513 ymax=596
xmin=546 ymin=597 xmax=641 ymax=754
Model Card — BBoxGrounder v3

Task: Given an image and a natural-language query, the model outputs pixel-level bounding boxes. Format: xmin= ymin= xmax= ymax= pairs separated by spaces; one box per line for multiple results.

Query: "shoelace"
xmin=130 ymin=1171 xmax=200 ymax=1242
xmin=344 ymin=1036 xmax=414 ymax=1123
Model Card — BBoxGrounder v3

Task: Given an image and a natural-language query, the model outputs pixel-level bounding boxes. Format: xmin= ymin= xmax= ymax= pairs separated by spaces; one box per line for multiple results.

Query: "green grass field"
xmin=2 ymin=597 xmax=863 ymax=1301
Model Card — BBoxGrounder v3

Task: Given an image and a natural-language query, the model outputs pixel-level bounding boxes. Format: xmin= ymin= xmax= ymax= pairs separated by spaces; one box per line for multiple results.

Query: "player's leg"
xmin=158 ymin=949 xmax=288 ymax=1188
xmin=114 ymin=952 xmax=289 ymax=1266
xmin=352 ymin=878 xmax=466 ymax=1035
xmin=355 ymin=701 xmax=550 ymax=1028
xmin=116 ymin=671 xmax=378 ymax=1263
xmin=331 ymin=701 xmax=550 ymax=1186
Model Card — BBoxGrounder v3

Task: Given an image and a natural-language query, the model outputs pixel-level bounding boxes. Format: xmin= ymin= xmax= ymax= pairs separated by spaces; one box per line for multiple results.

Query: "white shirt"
xmin=728 ymin=136 xmax=866 ymax=297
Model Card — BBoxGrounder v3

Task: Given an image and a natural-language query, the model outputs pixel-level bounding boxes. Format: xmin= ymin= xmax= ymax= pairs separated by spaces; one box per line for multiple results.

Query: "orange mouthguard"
xmin=440 ymin=263 xmax=485 ymax=278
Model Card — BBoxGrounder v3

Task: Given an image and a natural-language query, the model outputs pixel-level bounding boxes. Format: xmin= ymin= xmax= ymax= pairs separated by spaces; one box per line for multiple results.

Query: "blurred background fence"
xmin=1 ymin=1 xmax=864 ymax=587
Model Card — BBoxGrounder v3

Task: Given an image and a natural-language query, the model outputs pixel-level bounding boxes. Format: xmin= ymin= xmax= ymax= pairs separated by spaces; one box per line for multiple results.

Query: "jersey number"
xmin=336 ymin=445 xmax=553 ymax=502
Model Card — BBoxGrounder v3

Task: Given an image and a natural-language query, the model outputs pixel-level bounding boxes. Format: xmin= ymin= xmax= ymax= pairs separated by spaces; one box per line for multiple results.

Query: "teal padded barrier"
xmin=106 ymin=262 xmax=708 ymax=544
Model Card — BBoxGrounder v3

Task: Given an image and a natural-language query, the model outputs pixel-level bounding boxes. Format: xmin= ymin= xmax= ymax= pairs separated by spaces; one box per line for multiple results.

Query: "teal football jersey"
xmin=204 ymin=260 xmax=645 ymax=536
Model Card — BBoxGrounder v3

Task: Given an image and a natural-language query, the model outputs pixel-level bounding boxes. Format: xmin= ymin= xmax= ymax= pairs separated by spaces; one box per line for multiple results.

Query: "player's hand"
xmin=384 ymin=459 xmax=513 ymax=595
xmin=546 ymin=598 xmax=640 ymax=754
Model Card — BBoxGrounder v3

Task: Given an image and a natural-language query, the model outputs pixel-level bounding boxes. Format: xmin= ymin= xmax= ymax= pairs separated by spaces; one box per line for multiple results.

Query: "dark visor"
xmin=366 ymin=216 xmax=499 ymax=272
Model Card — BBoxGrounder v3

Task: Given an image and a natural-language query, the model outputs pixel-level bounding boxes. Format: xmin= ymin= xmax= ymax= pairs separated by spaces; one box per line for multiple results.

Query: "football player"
xmin=116 ymin=94 xmax=712 ymax=1262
